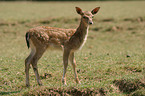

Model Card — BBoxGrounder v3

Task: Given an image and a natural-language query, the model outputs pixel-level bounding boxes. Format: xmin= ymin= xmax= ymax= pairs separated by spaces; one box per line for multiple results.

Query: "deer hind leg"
xmin=69 ymin=52 xmax=80 ymax=84
xmin=31 ymin=47 xmax=46 ymax=86
xmin=25 ymin=42 xmax=36 ymax=87
xmin=62 ymin=49 xmax=70 ymax=85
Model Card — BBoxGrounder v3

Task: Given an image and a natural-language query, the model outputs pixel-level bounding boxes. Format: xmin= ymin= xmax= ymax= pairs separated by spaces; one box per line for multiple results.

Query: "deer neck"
xmin=73 ymin=18 xmax=89 ymax=50
xmin=78 ymin=18 xmax=89 ymax=32
xmin=76 ymin=18 xmax=89 ymax=40
xmin=67 ymin=18 xmax=89 ymax=50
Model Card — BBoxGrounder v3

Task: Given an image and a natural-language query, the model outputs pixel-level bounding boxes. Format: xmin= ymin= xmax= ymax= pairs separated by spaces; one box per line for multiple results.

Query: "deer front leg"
xmin=69 ymin=52 xmax=80 ymax=84
xmin=62 ymin=49 xmax=70 ymax=85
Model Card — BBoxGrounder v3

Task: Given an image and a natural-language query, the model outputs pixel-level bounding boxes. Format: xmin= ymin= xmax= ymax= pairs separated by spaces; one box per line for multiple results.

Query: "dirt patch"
xmin=102 ymin=18 xmax=114 ymax=22
xmin=113 ymin=79 xmax=145 ymax=94
xmin=127 ymin=27 xmax=136 ymax=31
xmin=23 ymin=87 xmax=107 ymax=96
xmin=39 ymin=20 xmax=50 ymax=24
xmin=0 ymin=20 xmax=30 ymax=27
xmin=105 ymin=26 xmax=123 ymax=32
xmin=0 ymin=22 xmax=9 ymax=26
xmin=92 ymin=27 xmax=102 ymax=31
xmin=38 ymin=17 xmax=79 ymax=25
xmin=124 ymin=18 xmax=134 ymax=22
xmin=40 ymin=73 xmax=52 ymax=79
xmin=0 ymin=22 xmax=17 ymax=26
xmin=123 ymin=17 xmax=145 ymax=23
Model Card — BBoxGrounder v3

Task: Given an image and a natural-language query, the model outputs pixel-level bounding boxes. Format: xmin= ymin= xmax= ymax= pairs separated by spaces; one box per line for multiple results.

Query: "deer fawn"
xmin=25 ymin=7 xmax=100 ymax=87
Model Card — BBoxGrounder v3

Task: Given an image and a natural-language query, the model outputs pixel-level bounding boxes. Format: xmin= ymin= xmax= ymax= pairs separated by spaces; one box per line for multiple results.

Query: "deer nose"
xmin=89 ymin=22 xmax=93 ymax=25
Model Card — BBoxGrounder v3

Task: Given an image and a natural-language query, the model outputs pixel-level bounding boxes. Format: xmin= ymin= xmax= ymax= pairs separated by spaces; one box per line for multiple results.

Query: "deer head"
xmin=76 ymin=7 xmax=100 ymax=25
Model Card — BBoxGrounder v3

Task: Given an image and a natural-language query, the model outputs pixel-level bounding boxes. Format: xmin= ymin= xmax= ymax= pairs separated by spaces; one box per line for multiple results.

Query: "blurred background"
xmin=0 ymin=0 xmax=144 ymax=1
xmin=0 ymin=0 xmax=145 ymax=96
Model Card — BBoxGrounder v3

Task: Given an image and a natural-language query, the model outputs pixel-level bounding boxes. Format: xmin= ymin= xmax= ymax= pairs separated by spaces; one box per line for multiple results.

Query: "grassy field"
xmin=0 ymin=1 xmax=145 ymax=96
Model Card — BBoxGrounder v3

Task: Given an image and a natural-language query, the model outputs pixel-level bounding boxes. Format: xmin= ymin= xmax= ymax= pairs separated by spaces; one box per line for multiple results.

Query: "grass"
xmin=0 ymin=1 xmax=145 ymax=96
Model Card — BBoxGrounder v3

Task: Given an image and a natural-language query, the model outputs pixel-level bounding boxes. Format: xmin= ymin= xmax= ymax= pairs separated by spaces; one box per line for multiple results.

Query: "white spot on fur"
xmin=79 ymin=27 xmax=89 ymax=50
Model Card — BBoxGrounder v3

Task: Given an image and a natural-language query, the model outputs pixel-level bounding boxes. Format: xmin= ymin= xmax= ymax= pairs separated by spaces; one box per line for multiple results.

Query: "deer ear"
xmin=75 ymin=7 xmax=83 ymax=15
xmin=91 ymin=7 xmax=100 ymax=15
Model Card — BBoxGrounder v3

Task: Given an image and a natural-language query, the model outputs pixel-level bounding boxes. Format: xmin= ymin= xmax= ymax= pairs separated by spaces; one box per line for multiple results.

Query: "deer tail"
xmin=25 ymin=32 xmax=30 ymax=49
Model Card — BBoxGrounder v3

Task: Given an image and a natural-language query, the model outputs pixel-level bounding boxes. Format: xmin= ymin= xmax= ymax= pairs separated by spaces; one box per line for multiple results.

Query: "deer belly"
xmin=48 ymin=38 xmax=63 ymax=50
xmin=48 ymin=44 xmax=63 ymax=50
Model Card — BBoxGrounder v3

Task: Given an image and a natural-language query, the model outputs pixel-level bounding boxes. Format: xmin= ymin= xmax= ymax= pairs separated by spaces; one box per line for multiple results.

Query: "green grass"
xmin=0 ymin=1 xmax=145 ymax=96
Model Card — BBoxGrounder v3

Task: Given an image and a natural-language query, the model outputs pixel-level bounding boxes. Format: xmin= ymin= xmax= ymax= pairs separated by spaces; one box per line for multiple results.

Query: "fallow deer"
xmin=25 ymin=7 xmax=100 ymax=87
